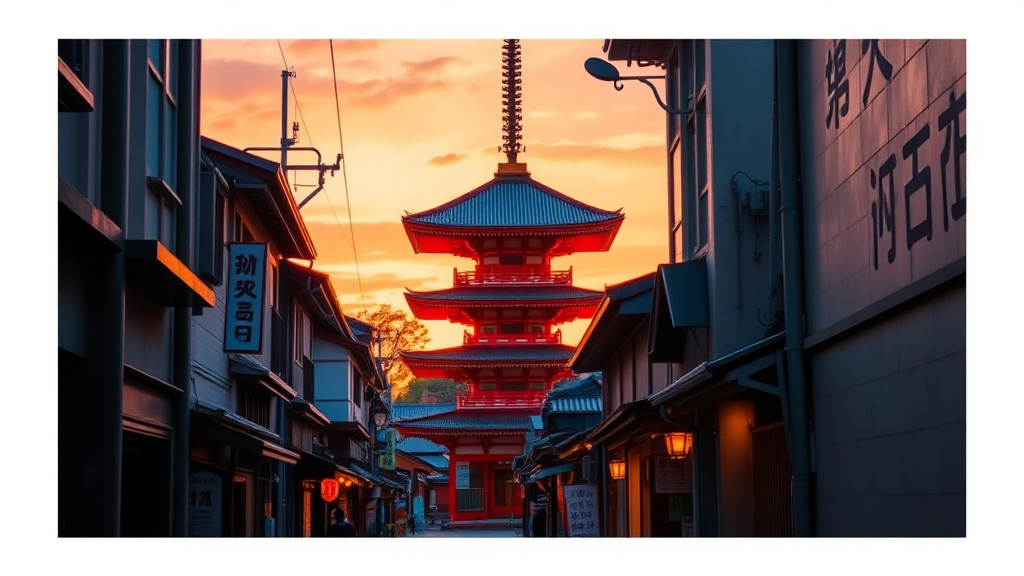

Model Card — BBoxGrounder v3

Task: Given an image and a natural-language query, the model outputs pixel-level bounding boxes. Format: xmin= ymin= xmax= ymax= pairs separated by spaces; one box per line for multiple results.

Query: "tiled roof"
xmin=401 ymin=344 xmax=575 ymax=364
xmin=406 ymin=285 xmax=603 ymax=304
xmin=393 ymin=404 xmax=457 ymax=421
xmin=395 ymin=409 xmax=534 ymax=433
xmin=548 ymin=396 xmax=602 ymax=414
xmin=396 ymin=435 xmax=449 ymax=454
xmin=403 ymin=175 xmax=622 ymax=229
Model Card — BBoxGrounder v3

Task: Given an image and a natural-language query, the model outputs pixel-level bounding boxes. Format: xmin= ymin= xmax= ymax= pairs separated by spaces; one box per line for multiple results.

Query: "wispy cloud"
xmin=428 ymin=153 xmax=468 ymax=166
xmin=573 ymin=111 xmax=598 ymax=120
xmin=401 ymin=56 xmax=464 ymax=76
xmin=528 ymin=110 xmax=557 ymax=119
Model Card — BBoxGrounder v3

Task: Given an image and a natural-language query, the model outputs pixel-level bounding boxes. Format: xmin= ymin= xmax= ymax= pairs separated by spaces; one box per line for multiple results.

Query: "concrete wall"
xmin=797 ymin=39 xmax=966 ymax=536
xmin=811 ymin=284 xmax=965 ymax=536
xmin=706 ymin=40 xmax=778 ymax=360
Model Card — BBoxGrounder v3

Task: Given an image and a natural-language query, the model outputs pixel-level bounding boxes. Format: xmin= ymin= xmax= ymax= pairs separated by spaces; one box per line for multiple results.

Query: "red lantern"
xmin=321 ymin=479 xmax=340 ymax=502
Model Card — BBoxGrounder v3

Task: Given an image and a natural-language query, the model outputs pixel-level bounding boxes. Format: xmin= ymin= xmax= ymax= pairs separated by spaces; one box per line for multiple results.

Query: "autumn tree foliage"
xmin=356 ymin=304 xmax=429 ymax=399
xmin=396 ymin=378 xmax=468 ymax=404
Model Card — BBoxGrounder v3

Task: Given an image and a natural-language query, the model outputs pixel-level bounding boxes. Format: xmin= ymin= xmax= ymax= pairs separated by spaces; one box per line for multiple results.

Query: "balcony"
xmin=456 ymin=391 xmax=547 ymax=409
xmin=463 ymin=330 xmax=562 ymax=346
xmin=454 ymin=265 xmax=572 ymax=286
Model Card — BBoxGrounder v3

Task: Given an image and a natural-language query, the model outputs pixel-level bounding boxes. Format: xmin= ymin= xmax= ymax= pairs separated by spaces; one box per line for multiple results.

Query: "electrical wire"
xmin=330 ymin=39 xmax=368 ymax=315
xmin=273 ymin=39 xmax=357 ymax=258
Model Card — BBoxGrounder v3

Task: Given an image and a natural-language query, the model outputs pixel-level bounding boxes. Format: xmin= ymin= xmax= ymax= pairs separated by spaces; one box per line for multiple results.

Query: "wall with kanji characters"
xmin=797 ymin=39 xmax=966 ymax=536
xmin=798 ymin=39 xmax=966 ymax=334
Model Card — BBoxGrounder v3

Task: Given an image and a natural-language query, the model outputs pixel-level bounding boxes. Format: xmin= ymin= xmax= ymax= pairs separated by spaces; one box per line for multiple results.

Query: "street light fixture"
xmin=664 ymin=432 xmax=694 ymax=459
xmin=608 ymin=459 xmax=626 ymax=480
xmin=583 ymin=57 xmax=691 ymax=116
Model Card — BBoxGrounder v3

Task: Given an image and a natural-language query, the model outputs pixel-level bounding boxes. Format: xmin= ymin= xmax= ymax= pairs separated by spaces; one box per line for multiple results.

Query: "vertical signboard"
xmin=560 ymin=483 xmax=599 ymax=537
xmin=379 ymin=428 xmax=396 ymax=470
xmin=188 ymin=472 xmax=222 ymax=537
xmin=225 ymin=243 xmax=267 ymax=353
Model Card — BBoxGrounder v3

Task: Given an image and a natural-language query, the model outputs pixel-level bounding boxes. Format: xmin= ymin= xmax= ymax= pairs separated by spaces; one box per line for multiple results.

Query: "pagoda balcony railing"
xmin=453 ymin=265 xmax=572 ymax=286
xmin=456 ymin=391 xmax=547 ymax=409
xmin=463 ymin=329 xmax=562 ymax=346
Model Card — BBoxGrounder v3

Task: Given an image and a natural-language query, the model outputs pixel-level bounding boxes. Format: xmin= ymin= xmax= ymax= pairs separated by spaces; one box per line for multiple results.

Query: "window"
xmin=195 ymin=170 xmax=226 ymax=284
xmin=146 ymin=40 xmax=179 ymax=192
xmin=294 ymin=305 xmax=309 ymax=365
xmin=239 ymin=385 xmax=272 ymax=429
xmin=499 ymin=254 xmax=524 ymax=265
xmin=58 ymin=39 xmax=88 ymax=83
xmin=480 ymin=324 xmax=498 ymax=335
xmin=500 ymin=381 xmax=525 ymax=392
xmin=528 ymin=323 xmax=545 ymax=334
xmin=479 ymin=381 xmax=497 ymax=391
xmin=234 ymin=212 xmax=254 ymax=242
xmin=500 ymin=323 xmax=524 ymax=335
xmin=528 ymin=381 xmax=545 ymax=390
xmin=352 ymin=374 xmax=362 ymax=407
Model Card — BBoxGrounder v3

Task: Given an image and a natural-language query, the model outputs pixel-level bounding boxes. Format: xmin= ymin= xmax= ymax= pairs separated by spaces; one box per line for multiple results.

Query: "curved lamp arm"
xmin=612 ymin=76 xmax=692 ymax=115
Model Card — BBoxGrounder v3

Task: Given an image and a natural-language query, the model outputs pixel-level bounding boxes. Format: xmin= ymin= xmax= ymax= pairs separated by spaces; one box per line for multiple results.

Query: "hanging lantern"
xmin=320 ymin=478 xmax=340 ymax=502
xmin=664 ymin=432 xmax=694 ymax=459
xmin=608 ymin=459 xmax=626 ymax=480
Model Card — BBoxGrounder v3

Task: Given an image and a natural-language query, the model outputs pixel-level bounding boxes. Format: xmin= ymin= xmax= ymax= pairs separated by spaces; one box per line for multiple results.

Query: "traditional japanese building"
xmin=394 ymin=40 xmax=623 ymax=523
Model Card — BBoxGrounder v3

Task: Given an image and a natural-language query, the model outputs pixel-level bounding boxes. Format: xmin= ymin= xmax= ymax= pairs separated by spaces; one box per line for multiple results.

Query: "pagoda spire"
xmin=500 ymin=39 xmax=525 ymax=170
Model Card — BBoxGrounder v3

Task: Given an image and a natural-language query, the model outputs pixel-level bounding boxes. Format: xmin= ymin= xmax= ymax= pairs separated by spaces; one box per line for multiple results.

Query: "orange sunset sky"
xmin=200 ymin=39 xmax=669 ymax=350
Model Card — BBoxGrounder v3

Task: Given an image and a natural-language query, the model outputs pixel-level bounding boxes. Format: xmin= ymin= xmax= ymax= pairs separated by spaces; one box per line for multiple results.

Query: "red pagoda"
xmin=394 ymin=40 xmax=623 ymax=523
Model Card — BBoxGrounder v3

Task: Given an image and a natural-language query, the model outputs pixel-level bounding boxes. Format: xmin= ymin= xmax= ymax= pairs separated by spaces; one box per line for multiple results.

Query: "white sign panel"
xmin=188 ymin=472 xmax=222 ymax=537
xmin=561 ymin=483 xmax=599 ymax=537
xmin=655 ymin=456 xmax=692 ymax=493
xmin=455 ymin=462 xmax=470 ymax=489
xmin=224 ymin=243 xmax=267 ymax=353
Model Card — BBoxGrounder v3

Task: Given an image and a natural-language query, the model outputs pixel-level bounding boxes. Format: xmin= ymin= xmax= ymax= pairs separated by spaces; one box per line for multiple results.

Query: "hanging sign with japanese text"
xmin=560 ymin=483 xmax=599 ymax=537
xmin=188 ymin=472 xmax=222 ymax=537
xmin=379 ymin=428 xmax=396 ymax=470
xmin=224 ymin=243 xmax=267 ymax=353
xmin=655 ymin=456 xmax=692 ymax=494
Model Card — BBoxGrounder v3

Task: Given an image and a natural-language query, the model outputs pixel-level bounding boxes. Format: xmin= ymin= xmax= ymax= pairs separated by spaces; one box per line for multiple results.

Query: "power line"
xmin=274 ymin=40 xmax=357 ymax=256
xmin=330 ymin=39 xmax=368 ymax=315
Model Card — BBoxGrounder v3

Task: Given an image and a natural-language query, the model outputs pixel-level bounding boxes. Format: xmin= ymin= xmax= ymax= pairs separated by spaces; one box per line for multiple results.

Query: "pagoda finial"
xmin=501 ymin=39 xmax=523 ymax=165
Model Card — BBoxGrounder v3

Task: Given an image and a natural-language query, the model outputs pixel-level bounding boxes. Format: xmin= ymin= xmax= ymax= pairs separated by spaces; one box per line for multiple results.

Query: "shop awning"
xmin=648 ymin=260 xmax=709 ymax=362
xmin=193 ymin=407 xmax=301 ymax=465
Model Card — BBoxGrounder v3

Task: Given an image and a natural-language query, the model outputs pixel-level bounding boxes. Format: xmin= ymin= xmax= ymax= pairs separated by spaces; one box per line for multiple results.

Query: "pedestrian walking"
xmin=326 ymin=508 xmax=357 ymax=537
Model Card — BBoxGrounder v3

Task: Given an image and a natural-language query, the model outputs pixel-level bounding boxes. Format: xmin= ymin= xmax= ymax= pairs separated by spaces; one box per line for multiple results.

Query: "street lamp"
xmin=664 ymin=432 xmax=694 ymax=459
xmin=608 ymin=459 xmax=626 ymax=480
xmin=583 ymin=57 xmax=692 ymax=116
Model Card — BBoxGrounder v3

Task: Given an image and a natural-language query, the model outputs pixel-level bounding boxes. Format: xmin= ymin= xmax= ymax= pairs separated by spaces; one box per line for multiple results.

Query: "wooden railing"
xmin=454 ymin=266 xmax=572 ymax=286
xmin=463 ymin=330 xmax=562 ymax=346
xmin=456 ymin=391 xmax=547 ymax=409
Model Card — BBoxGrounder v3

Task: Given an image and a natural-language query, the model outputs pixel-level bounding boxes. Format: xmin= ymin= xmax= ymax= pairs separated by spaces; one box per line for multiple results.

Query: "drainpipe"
xmin=171 ymin=39 xmax=199 ymax=537
xmin=659 ymin=405 xmax=700 ymax=536
xmin=775 ymin=39 xmax=813 ymax=537
xmin=599 ymin=445 xmax=609 ymax=537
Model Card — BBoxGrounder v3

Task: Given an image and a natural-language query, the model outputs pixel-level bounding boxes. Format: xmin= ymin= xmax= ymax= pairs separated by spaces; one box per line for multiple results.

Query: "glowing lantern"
xmin=320 ymin=479 xmax=340 ymax=502
xmin=608 ymin=459 xmax=626 ymax=480
xmin=664 ymin=432 xmax=694 ymax=459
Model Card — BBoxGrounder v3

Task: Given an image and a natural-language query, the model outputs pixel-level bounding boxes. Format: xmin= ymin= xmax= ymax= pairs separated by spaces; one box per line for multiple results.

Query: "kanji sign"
xmin=379 ymin=428 xmax=396 ymax=471
xmin=560 ymin=483 xmax=599 ymax=537
xmin=224 ymin=243 xmax=267 ymax=353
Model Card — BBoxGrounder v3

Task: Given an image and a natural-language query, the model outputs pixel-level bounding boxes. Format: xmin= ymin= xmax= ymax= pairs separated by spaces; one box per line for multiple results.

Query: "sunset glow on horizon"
xmin=199 ymin=39 xmax=669 ymax=349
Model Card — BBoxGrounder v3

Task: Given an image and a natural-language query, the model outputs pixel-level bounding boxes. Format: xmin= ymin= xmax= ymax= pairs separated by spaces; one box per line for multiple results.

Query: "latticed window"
xmin=239 ymin=385 xmax=272 ymax=429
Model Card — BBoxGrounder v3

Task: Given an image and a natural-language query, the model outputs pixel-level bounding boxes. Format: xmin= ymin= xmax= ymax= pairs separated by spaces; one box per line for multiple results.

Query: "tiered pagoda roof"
xmin=402 ymin=173 xmax=624 ymax=258
xmin=404 ymin=284 xmax=603 ymax=323
xmin=394 ymin=407 xmax=535 ymax=437
xmin=400 ymin=344 xmax=576 ymax=380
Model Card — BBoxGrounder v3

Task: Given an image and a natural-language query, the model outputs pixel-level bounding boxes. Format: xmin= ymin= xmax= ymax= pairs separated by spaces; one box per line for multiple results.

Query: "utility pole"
xmin=244 ymin=68 xmax=342 ymax=209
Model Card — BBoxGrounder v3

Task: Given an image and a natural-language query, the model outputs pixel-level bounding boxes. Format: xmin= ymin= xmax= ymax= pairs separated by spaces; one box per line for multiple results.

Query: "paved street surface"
xmin=411 ymin=525 xmax=521 ymax=538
